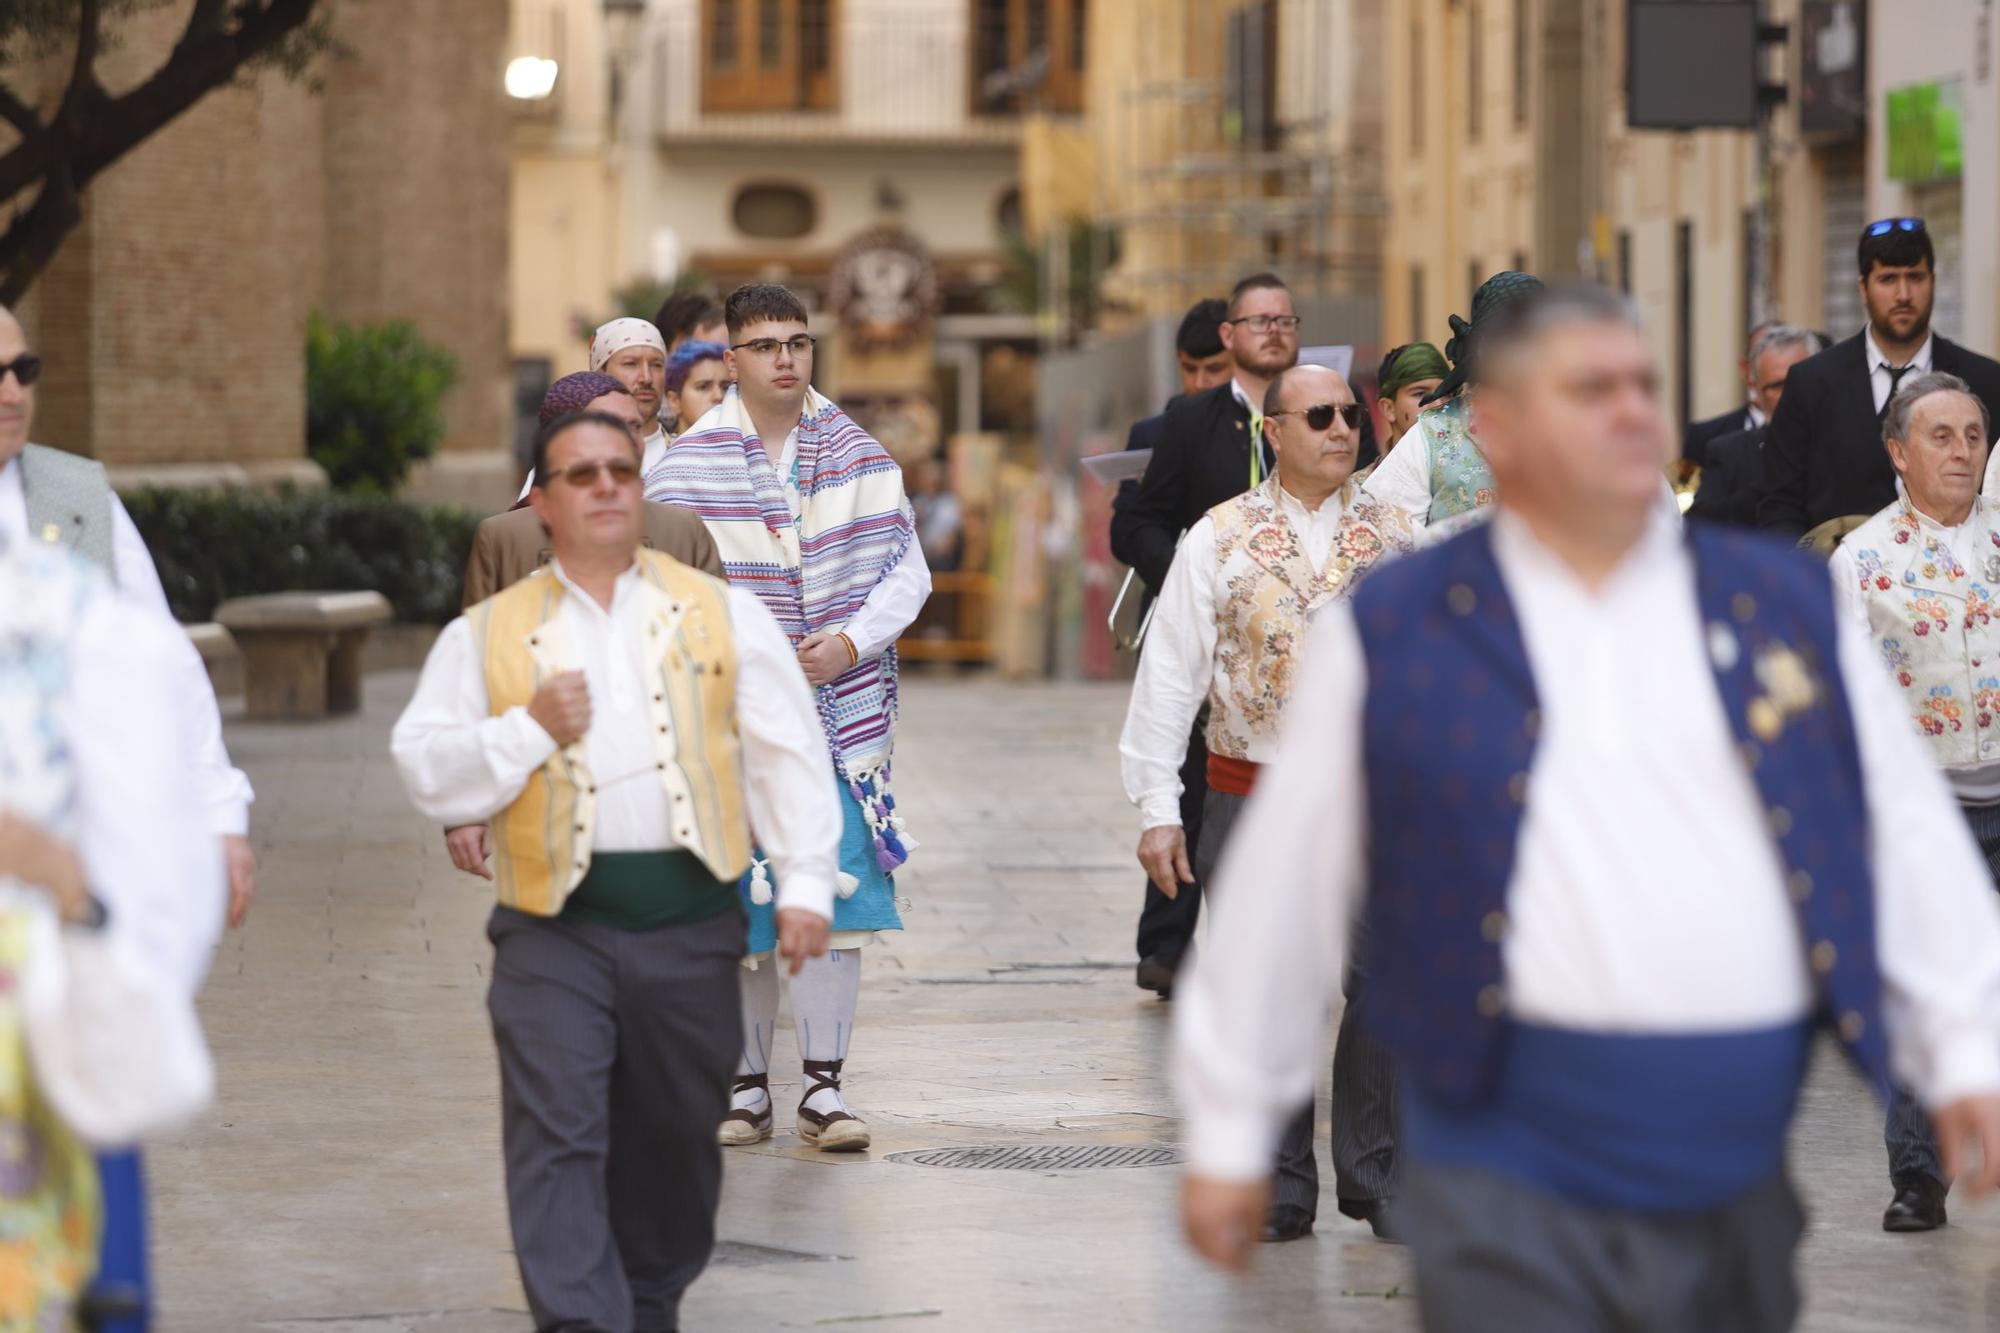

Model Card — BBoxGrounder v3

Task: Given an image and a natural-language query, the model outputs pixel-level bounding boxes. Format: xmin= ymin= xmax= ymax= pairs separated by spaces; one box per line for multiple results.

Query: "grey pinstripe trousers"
xmin=487 ymin=905 xmax=745 ymax=1333
xmin=1195 ymin=788 xmax=1401 ymax=1220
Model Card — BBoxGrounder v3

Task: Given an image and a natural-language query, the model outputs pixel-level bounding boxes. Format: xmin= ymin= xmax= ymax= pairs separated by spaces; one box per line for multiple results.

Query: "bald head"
xmin=1262 ymin=363 xmax=1342 ymax=418
xmin=0 ymin=304 xmax=33 ymax=464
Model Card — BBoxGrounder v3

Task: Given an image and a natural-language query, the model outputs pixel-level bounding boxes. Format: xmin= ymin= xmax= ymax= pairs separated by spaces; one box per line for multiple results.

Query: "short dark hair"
xmin=1226 ymin=271 xmax=1289 ymax=319
xmin=1858 ymin=223 xmax=1935 ymax=279
xmin=530 ymin=409 xmax=641 ymax=487
xmin=724 ymin=283 xmax=809 ymax=336
xmin=654 ymin=290 xmax=724 ymax=344
xmin=1175 ymin=298 xmax=1229 ymax=358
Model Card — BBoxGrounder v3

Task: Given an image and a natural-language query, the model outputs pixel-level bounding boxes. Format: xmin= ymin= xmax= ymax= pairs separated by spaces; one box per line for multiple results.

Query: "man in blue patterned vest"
xmin=1174 ymin=284 xmax=2000 ymax=1332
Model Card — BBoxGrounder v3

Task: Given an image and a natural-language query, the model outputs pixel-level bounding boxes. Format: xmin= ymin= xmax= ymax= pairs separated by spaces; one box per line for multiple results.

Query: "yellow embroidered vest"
xmin=472 ymin=550 xmax=753 ymax=915
xmin=1205 ymin=477 xmax=1416 ymax=760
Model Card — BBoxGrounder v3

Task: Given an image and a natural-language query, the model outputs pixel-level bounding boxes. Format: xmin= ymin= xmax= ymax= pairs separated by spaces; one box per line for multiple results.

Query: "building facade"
xmin=18 ymin=0 xmax=514 ymax=506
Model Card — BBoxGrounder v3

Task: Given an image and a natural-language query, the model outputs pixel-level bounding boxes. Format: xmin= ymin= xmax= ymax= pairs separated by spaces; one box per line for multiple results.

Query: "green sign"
xmin=1887 ymin=80 xmax=1964 ymax=183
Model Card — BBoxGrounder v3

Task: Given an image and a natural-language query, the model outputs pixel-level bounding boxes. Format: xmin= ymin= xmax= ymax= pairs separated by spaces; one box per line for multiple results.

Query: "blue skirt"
xmin=741 ymin=778 xmax=903 ymax=955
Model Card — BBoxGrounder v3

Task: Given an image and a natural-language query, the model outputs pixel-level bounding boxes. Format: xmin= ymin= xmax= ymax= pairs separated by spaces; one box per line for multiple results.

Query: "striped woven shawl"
xmin=645 ymin=389 xmax=914 ymax=867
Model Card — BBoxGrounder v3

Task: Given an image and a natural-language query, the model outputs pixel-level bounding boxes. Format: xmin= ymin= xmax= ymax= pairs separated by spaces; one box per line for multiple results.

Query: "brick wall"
xmin=13 ymin=0 xmax=511 ymax=497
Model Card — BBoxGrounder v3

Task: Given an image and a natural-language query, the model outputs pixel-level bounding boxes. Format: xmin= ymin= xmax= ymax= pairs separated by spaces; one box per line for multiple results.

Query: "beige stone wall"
xmin=10 ymin=0 xmax=512 ymax=503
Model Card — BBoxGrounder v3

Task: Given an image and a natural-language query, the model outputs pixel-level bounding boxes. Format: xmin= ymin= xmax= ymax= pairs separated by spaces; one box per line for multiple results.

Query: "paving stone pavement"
xmin=152 ymin=672 xmax=2000 ymax=1332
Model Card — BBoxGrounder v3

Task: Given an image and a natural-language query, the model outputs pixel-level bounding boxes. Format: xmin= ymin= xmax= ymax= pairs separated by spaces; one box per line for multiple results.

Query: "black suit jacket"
xmin=1683 ymin=405 xmax=1755 ymax=468
xmin=1758 ymin=332 xmax=2000 ymax=535
xmin=1109 ymin=412 xmax=1170 ymax=589
xmin=1114 ymin=383 xmax=1271 ymax=596
xmin=1685 ymin=424 xmax=1767 ymax=528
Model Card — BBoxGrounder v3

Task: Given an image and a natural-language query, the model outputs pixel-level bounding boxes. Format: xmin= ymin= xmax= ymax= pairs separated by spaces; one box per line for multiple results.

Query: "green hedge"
xmin=124 ymin=487 xmax=481 ymax=625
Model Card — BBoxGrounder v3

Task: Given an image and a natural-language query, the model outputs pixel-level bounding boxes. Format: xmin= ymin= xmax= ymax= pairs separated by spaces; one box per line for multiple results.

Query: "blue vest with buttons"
xmin=1350 ymin=520 xmax=1891 ymax=1110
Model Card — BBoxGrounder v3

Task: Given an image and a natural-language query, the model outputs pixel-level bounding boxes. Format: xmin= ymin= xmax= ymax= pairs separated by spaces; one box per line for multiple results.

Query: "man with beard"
xmin=1760 ymin=219 xmax=2000 ymax=537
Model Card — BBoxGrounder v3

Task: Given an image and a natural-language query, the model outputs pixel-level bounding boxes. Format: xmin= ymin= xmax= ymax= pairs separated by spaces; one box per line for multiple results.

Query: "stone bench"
xmin=213 ymin=591 xmax=394 ymax=720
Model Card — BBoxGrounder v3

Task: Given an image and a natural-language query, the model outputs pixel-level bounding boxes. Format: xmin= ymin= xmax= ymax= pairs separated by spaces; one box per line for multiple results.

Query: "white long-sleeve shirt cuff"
xmin=839 ymin=535 xmax=933 ymax=662
xmin=1137 ymin=791 xmax=1183 ymax=830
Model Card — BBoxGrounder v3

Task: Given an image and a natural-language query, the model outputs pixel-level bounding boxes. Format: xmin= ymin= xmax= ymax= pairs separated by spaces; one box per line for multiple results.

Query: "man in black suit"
xmin=1110 ymin=298 xmax=1233 ymax=590
xmin=1682 ymin=321 xmax=1777 ymax=468
xmin=1759 ymin=218 xmax=2000 ymax=536
xmin=1688 ymin=325 xmax=1825 ymax=527
xmin=1110 ymin=275 xmax=1301 ymax=997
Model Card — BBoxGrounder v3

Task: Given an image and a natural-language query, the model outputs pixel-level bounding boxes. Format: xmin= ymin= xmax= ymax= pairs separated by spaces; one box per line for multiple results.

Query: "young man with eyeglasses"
xmin=393 ymin=408 xmax=840 ymax=1332
xmin=1760 ymin=217 xmax=2000 ymax=537
xmin=648 ymin=282 xmax=929 ymax=1155
xmin=1122 ymin=364 xmax=1417 ymax=1245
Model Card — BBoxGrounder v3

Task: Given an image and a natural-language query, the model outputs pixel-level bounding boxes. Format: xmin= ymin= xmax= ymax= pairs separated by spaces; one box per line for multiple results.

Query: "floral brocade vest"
xmin=1422 ymin=391 xmax=1498 ymax=524
xmin=1840 ymin=499 xmax=2000 ymax=772
xmin=0 ymin=548 xmax=106 ymax=1326
xmin=1204 ymin=477 xmax=1416 ymax=761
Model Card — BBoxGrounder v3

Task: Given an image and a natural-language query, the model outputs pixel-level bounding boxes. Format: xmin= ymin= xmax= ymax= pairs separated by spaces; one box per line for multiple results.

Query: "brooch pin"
xmin=1748 ymin=641 xmax=1821 ymax=742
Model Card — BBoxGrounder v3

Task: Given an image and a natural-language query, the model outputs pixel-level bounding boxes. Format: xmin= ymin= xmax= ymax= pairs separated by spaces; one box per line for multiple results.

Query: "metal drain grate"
xmin=886 ymin=1143 xmax=1184 ymax=1171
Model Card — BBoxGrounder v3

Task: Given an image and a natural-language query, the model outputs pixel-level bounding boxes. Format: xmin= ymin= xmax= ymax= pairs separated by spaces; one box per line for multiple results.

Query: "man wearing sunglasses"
xmin=393 ymin=408 xmax=839 ymax=1333
xmin=1760 ymin=217 xmax=2000 ymax=536
xmin=1121 ymin=363 xmax=1415 ymax=1245
xmin=0 ymin=304 xmax=255 ymax=1330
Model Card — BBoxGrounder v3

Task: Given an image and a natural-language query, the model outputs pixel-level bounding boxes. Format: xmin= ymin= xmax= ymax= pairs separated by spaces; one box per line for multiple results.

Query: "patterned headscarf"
xmin=1377 ymin=342 xmax=1449 ymax=397
xmin=1422 ymin=271 xmax=1546 ymax=405
xmin=588 ymin=317 xmax=667 ymax=372
xmin=666 ymin=339 xmax=727 ymax=395
xmin=538 ymin=371 xmax=626 ymax=427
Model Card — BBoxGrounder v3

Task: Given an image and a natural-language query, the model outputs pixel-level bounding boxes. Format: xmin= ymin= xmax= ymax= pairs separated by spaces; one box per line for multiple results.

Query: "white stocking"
xmin=732 ymin=962 xmax=780 ymax=1115
xmin=790 ymin=948 xmax=861 ymax=1115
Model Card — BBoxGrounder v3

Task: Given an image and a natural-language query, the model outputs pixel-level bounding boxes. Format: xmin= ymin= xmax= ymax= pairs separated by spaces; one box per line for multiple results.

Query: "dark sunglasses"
xmin=1270 ymin=402 xmax=1364 ymax=432
xmin=1863 ymin=217 xmax=1927 ymax=239
xmin=0 ymin=354 xmax=42 ymax=388
xmin=549 ymin=458 xmax=642 ymax=488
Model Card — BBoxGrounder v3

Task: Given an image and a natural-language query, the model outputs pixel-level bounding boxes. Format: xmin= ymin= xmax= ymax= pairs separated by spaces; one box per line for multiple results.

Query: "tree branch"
xmin=0 ymin=86 xmax=42 ymax=144
xmin=0 ymin=0 xmax=321 ymax=300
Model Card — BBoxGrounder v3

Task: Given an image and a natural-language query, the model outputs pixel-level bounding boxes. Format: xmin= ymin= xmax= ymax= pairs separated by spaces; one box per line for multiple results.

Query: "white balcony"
xmin=650 ymin=2 xmax=1074 ymax=148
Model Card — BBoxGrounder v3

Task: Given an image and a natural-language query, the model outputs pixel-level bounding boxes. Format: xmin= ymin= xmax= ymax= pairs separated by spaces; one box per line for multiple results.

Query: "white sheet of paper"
xmin=1081 ymin=448 xmax=1152 ymax=485
xmin=1298 ymin=344 xmax=1355 ymax=378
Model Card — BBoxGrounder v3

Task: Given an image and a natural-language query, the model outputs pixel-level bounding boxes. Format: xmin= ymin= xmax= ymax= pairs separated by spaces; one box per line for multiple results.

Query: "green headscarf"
xmin=1421 ymin=270 xmax=1546 ymax=406
xmin=1377 ymin=342 xmax=1449 ymax=398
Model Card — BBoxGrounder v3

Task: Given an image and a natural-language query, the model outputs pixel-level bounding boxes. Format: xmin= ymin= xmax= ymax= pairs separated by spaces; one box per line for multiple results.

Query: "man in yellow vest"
xmin=391 ymin=409 xmax=841 ymax=1332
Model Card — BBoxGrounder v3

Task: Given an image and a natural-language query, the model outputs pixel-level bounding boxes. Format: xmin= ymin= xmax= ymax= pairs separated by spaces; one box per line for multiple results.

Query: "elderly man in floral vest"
xmin=1832 ymin=369 xmax=2000 ymax=1236
xmin=1120 ymin=363 xmax=1415 ymax=1244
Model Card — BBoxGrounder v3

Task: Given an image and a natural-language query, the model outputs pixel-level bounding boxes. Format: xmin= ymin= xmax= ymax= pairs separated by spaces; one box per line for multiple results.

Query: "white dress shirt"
xmin=1867 ymin=328 xmax=1935 ymax=414
xmin=0 ymin=456 xmax=254 ymax=837
xmin=772 ymin=427 xmax=933 ymax=660
xmin=1176 ymin=507 xmax=2000 ymax=1181
xmin=391 ymin=559 xmax=842 ymax=921
xmin=1120 ymin=482 xmax=1353 ymax=829
xmin=1360 ymin=418 xmax=1437 ymax=529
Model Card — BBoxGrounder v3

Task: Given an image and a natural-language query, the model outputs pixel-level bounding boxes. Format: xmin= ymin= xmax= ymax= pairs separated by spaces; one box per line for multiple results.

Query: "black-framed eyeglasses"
xmin=1863 ymin=217 xmax=1927 ymax=239
xmin=1224 ymin=315 xmax=1302 ymax=333
xmin=1270 ymin=402 xmax=1364 ymax=432
xmin=729 ymin=335 xmax=817 ymax=358
xmin=0 ymin=354 xmax=42 ymax=388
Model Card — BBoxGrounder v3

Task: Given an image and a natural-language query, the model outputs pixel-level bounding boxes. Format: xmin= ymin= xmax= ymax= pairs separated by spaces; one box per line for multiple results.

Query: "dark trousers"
xmin=1885 ymin=800 xmax=2000 ymax=1185
xmin=1134 ymin=719 xmax=1207 ymax=967
xmin=1197 ymin=787 xmax=1399 ymax=1220
xmin=487 ymin=906 xmax=745 ymax=1333
xmin=1399 ymin=1159 xmax=1804 ymax=1333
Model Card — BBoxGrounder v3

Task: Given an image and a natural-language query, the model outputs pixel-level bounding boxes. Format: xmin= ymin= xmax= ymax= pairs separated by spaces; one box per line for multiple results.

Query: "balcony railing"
xmin=652 ymin=4 xmax=1073 ymax=146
